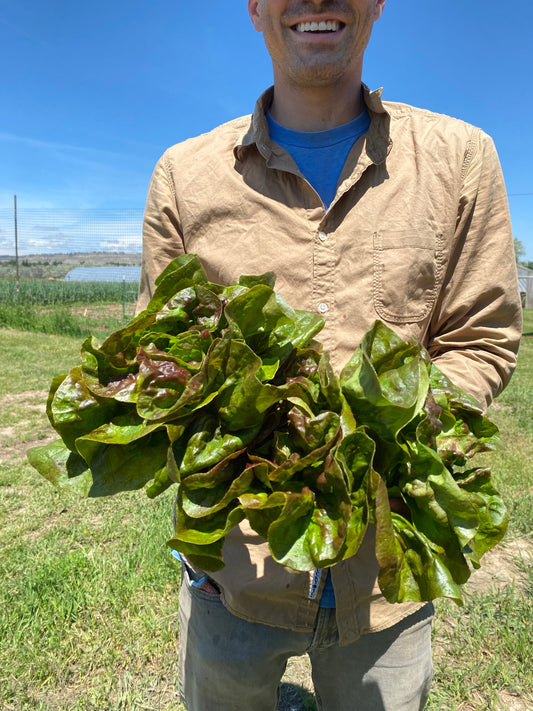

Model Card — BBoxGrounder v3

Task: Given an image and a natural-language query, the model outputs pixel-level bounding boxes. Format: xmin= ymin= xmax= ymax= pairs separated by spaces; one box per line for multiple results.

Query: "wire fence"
xmin=518 ymin=272 xmax=533 ymax=309
xmin=0 ymin=202 xmax=144 ymax=313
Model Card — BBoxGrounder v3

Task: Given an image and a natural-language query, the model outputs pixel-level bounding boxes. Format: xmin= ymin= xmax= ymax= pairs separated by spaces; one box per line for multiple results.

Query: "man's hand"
xmin=197 ymin=579 xmax=220 ymax=595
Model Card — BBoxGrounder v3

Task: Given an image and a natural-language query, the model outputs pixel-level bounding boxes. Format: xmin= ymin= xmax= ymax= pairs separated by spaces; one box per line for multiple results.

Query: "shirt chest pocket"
xmin=372 ymin=231 xmax=445 ymax=323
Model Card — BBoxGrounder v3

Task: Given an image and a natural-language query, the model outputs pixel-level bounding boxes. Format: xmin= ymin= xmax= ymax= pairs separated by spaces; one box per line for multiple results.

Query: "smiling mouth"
xmin=293 ymin=20 xmax=344 ymax=33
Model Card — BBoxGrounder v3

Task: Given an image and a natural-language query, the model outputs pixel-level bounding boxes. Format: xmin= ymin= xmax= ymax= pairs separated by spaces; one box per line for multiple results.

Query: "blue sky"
xmin=1 ymin=0 xmax=532 ymax=259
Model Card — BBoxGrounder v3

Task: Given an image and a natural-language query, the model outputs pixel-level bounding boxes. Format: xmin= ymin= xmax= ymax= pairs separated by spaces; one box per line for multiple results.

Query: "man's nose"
xmin=304 ymin=0 xmax=334 ymax=6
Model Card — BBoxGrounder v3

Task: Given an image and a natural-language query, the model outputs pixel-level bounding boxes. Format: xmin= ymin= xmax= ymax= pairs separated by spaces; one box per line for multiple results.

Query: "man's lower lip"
xmin=291 ymin=28 xmax=343 ymax=38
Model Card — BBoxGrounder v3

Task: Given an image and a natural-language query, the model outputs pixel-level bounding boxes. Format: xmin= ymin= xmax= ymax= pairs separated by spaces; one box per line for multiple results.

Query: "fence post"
xmin=122 ymin=274 xmax=126 ymax=320
xmin=14 ymin=195 xmax=20 ymax=296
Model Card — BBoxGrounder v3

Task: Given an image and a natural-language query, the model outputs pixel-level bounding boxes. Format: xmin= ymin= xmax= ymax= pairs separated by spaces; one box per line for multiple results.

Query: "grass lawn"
xmin=0 ymin=314 xmax=532 ymax=710
xmin=0 ymin=331 xmax=184 ymax=710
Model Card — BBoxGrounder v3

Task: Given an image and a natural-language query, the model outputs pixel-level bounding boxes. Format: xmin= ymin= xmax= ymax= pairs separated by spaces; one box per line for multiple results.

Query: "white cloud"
xmin=0 ymin=208 xmax=143 ymax=256
xmin=0 ymin=131 xmax=135 ymax=164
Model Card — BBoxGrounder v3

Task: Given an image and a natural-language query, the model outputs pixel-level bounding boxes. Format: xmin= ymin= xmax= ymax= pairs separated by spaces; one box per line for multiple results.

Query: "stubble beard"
xmin=282 ymin=51 xmax=362 ymax=89
xmin=274 ymin=7 xmax=375 ymax=90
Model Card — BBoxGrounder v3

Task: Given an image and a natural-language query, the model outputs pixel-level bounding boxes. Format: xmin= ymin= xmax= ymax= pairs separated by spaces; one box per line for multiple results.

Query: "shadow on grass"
xmin=277 ymin=682 xmax=317 ymax=711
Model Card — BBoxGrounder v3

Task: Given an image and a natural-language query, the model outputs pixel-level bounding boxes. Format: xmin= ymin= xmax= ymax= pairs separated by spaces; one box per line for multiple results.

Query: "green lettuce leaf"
xmin=28 ymin=257 xmax=508 ymax=606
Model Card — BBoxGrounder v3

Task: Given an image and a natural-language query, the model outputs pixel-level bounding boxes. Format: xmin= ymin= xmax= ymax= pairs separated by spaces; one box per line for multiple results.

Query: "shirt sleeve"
xmin=427 ymin=128 xmax=522 ymax=411
xmin=136 ymin=150 xmax=186 ymax=314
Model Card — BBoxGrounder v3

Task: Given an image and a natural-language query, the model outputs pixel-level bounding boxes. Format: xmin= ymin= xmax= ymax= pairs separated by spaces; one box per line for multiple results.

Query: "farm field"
xmin=0 ymin=277 xmax=138 ymax=340
xmin=0 ymin=312 xmax=532 ymax=711
xmin=0 ymin=278 xmax=136 ymax=305
xmin=0 ymin=252 xmax=142 ymax=280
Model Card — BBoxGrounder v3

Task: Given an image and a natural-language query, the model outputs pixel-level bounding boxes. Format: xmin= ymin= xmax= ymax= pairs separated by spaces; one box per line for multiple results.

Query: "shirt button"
xmin=318 ymin=231 xmax=327 ymax=242
xmin=318 ymin=302 xmax=328 ymax=313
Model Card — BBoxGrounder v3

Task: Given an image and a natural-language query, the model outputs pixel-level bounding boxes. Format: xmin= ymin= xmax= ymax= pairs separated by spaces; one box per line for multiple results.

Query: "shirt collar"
xmin=233 ymin=84 xmax=391 ymax=165
xmin=234 ymin=86 xmax=276 ymax=162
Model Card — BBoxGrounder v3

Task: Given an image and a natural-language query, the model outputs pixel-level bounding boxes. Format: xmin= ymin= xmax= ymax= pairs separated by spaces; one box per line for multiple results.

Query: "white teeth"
xmin=295 ymin=20 xmax=340 ymax=33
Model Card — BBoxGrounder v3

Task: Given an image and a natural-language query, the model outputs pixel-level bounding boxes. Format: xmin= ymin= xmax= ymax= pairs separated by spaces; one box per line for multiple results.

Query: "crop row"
xmin=0 ymin=278 xmax=138 ymax=306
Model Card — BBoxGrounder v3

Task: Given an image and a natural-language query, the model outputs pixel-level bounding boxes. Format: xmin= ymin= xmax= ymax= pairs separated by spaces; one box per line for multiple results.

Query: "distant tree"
xmin=527 ymin=261 xmax=533 ymax=271
xmin=514 ymin=238 xmax=526 ymax=265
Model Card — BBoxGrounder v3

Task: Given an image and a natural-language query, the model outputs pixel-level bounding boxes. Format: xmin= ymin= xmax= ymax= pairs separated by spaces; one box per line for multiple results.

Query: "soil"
xmin=465 ymin=537 xmax=533 ymax=594
xmin=0 ymin=390 xmax=48 ymax=407
xmin=0 ymin=389 xmax=51 ymax=464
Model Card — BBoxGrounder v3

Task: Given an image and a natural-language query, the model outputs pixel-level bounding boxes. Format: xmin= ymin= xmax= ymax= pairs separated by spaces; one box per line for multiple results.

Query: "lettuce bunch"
xmin=28 ymin=254 xmax=507 ymax=604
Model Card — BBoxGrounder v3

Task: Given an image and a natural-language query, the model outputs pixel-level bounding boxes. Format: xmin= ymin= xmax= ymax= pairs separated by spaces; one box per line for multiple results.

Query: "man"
xmin=137 ymin=1 xmax=522 ymax=709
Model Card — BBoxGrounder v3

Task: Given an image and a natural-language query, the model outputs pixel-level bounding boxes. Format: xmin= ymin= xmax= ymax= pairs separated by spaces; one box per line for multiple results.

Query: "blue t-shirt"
xmin=266 ymin=109 xmax=370 ymax=209
xmin=267 ymin=109 xmax=371 ymax=607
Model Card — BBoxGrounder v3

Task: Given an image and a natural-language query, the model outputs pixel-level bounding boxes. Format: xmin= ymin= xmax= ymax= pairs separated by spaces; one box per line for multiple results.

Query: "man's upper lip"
xmin=288 ymin=15 xmax=346 ymax=27
xmin=286 ymin=13 xmax=347 ymax=27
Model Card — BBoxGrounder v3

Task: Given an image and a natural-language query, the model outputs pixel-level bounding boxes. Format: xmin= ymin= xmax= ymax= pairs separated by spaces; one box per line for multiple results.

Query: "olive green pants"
xmin=178 ymin=568 xmax=434 ymax=711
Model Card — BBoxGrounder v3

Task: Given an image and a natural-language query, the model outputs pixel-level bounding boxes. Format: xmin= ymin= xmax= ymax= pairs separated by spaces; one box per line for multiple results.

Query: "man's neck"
xmin=268 ymin=81 xmax=365 ymax=132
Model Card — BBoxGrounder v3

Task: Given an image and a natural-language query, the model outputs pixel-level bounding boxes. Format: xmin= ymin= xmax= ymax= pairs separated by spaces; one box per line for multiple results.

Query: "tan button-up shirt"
xmin=138 ymin=85 xmax=522 ymax=644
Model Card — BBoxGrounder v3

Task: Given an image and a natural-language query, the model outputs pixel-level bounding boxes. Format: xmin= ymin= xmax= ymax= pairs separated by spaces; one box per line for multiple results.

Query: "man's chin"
xmin=287 ymin=64 xmax=352 ymax=89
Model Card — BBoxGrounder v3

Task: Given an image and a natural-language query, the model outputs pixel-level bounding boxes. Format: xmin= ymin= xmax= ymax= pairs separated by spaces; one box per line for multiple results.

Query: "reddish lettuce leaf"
xmin=28 ymin=255 xmax=507 ymax=605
